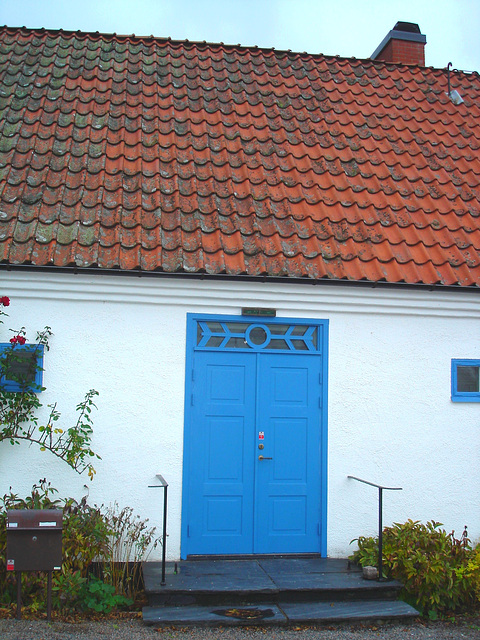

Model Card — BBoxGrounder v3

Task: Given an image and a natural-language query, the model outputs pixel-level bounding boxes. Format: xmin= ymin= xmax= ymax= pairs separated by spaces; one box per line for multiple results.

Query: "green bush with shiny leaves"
xmin=351 ymin=519 xmax=480 ymax=617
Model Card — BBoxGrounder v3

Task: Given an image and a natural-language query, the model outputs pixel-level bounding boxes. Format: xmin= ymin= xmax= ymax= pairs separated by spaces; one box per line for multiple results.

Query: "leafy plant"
xmin=0 ymin=480 xmax=111 ymax=612
xmin=350 ymin=519 xmax=480 ymax=616
xmin=0 ymin=296 xmax=100 ymax=478
xmin=51 ymin=571 xmax=86 ymax=612
xmin=101 ymin=503 xmax=160 ymax=600
xmin=79 ymin=576 xmax=132 ymax=613
xmin=0 ymin=481 xmax=156 ymax=614
xmin=349 ymin=534 xmax=379 ymax=571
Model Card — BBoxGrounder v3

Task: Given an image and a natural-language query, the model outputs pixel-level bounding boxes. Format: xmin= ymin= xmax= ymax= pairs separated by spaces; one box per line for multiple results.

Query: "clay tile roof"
xmin=1 ymin=26 xmax=480 ymax=287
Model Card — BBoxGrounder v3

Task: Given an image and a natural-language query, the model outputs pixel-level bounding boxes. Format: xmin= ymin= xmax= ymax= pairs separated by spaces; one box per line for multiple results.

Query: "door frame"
xmin=181 ymin=313 xmax=329 ymax=559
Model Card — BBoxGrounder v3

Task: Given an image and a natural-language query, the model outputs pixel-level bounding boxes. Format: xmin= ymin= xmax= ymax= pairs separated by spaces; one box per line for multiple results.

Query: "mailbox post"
xmin=6 ymin=509 xmax=63 ymax=620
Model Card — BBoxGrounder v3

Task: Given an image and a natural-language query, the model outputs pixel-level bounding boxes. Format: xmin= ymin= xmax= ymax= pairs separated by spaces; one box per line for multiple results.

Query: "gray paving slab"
xmin=143 ymin=604 xmax=287 ymax=626
xmin=144 ymin=560 xmax=277 ymax=594
xmin=258 ymin=557 xmax=358 ymax=576
xmin=143 ymin=599 xmax=419 ymax=627
xmin=279 ymin=599 xmax=419 ymax=623
xmin=266 ymin=570 xmax=399 ymax=592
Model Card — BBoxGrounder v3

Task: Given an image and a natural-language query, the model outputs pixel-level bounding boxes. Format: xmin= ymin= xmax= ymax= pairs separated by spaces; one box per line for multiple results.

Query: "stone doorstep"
xmin=142 ymin=599 xmax=419 ymax=626
xmin=143 ymin=559 xmax=403 ymax=607
xmin=142 ymin=559 xmax=418 ymax=626
xmin=143 ymin=559 xmax=402 ymax=595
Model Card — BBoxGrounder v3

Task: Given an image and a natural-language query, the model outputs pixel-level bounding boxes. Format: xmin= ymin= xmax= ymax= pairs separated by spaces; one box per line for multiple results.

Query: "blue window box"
xmin=451 ymin=359 xmax=480 ymax=403
xmin=0 ymin=343 xmax=44 ymax=393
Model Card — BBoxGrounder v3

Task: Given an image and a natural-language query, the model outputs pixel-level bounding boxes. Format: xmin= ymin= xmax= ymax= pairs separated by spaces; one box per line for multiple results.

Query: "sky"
xmin=1 ymin=0 xmax=479 ymax=72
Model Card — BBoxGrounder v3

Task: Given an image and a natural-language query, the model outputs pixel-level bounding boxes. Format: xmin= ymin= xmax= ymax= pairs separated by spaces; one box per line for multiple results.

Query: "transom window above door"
xmin=196 ymin=321 xmax=319 ymax=352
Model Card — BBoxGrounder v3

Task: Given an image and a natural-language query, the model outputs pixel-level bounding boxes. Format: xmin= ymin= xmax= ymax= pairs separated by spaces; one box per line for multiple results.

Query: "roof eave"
xmin=1 ymin=263 xmax=478 ymax=295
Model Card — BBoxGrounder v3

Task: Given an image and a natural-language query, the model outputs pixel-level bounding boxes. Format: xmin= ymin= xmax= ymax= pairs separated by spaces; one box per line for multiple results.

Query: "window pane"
xmin=226 ymin=337 xmax=247 ymax=348
xmin=206 ymin=336 xmax=224 ymax=348
xmin=249 ymin=327 xmax=267 ymax=345
xmin=206 ymin=322 xmax=224 ymax=332
xmin=225 ymin=322 xmax=247 ymax=334
xmin=1 ymin=350 xmax=39 ymax=392
xmin=291 ymin=339 xmax=308 ymax=351
xmin=457 ymin=366 xmax=480 ymax=392
xmin=269 ymin=324 xmax=289 ymax=335
xmin=5 ymin=352 xmax=37 ymax=383
xmin=291 ymin=326 xmax=308 ymax=336
xmin=266 ymin=339 xmax=289 ymax=350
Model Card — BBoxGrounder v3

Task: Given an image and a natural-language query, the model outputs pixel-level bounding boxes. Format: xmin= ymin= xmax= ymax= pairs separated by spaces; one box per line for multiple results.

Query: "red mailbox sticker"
xmin=6 ymin=559 xmax=14 ymax=571
xmin=258 ymin=432 xmax=264 ymax=440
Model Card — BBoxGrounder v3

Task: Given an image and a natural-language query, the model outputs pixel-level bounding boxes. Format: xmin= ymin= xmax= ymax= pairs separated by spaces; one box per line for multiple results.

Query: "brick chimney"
xmin=371 ymin=21 xmax=426 ymax=65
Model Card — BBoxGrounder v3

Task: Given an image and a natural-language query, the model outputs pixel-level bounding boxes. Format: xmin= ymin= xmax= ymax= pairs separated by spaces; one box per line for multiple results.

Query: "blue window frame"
xmin=0 ymin=344 xmax=44 ymax=393
xmin=451 ymin=359 xmax=480 ymax=402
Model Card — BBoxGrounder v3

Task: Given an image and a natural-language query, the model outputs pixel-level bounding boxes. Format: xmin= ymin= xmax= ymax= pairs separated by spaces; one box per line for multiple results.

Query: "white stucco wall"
xmin=0 ymin=270 xmax=479 ymax=559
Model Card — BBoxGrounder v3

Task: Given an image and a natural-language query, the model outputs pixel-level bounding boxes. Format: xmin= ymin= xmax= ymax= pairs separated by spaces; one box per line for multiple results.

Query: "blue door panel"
xmin=255 ymin=354 xmax=322 ymax=554
xmin=187 ymin=352 xmax=256 ymax=554
xmin=272 ymin=419 xmax=307 ymax=481
xmin=270 ymin=497 xmax=307 ymax=533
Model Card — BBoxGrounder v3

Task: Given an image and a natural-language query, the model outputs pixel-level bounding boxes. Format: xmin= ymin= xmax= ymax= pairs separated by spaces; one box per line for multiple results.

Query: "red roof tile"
xmin=1 ymin=27 xmax=480 ymax=286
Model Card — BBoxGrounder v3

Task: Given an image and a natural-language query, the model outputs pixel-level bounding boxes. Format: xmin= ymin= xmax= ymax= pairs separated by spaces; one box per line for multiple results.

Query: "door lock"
xmin=258 ymin=455 xmax=273 ymax=460
xmin=258 ymin=443 xmax=264 ymax=450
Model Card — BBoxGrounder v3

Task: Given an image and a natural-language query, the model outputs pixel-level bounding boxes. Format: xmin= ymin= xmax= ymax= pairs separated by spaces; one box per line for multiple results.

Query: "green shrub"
xmin=350 ymin=519 xmax=480 ymax=617
xmin=0 ymin=480 xmax=160 ymax=615
xmin=349 ymin=534 xmax=380 ymax=572
xmin=0 ymin=480 xmax=110 ymax=572
xmin=0 ymin=480 xmax=120 ymax=614
xmin=78 ymin=576 xmax=132 ymax=613
xmin=51 ymin=570 xmax=86 ymax=612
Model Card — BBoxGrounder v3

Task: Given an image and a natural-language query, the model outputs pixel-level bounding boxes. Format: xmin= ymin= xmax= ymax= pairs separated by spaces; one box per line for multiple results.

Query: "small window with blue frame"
xmin=451 ymin=359 xmax=480 ymax=402
xmin=0 ymin=343 xmax=44 ymax=393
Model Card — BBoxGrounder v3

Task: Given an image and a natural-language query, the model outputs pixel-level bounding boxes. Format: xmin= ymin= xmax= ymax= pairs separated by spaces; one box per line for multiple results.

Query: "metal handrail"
xmin=148 ymin=474 xmax=168 ymax=586
xmin=348 ymin=475 xmax=402 ymax=581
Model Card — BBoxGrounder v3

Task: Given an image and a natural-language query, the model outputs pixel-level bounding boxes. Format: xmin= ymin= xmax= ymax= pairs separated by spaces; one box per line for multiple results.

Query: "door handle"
xmin=258 ymin=455 xmax=273 ymax=460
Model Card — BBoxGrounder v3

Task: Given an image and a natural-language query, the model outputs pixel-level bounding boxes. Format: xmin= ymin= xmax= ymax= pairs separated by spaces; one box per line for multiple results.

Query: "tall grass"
xmin=101 ymin=503 xmax=160 ymax=601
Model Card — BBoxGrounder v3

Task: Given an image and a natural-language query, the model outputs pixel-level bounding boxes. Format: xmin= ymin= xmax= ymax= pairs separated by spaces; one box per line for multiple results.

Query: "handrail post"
xmin=378 ymin=487 xmax=383 ymax=581
xmin=148 ymin=474 xmax=168 ymax=587
xmin=161 ymin=483 xmax=168 ymax=586
xmin=347 ymin=475 xmax=402 ymax=581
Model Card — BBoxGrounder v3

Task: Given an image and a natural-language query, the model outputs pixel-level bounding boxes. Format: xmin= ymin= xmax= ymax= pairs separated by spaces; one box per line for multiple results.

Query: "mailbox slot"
xmin=7 ymin=509 xmax=63 ymax=572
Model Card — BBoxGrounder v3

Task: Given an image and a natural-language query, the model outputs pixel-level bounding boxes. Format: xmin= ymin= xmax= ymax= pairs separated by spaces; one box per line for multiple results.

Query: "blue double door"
xmin=184 ymin=348 xmax=324 ymax=555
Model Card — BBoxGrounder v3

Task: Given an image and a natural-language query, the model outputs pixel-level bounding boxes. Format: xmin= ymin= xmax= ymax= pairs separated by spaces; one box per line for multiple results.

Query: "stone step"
xmin=143 ymin=559 xmax=402 ymax=608
xmin=143 ymin=599 xmax=419 ymax=627
xmin=142 ymin=558 xmax=418 ymax=627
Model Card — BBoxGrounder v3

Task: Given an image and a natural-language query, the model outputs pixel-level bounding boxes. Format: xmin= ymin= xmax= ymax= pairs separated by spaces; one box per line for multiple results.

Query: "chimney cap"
xmin=392 ymin=21 xmax=421 ymax=34
xmin=371 ymin=21 xmax=426 ymax=61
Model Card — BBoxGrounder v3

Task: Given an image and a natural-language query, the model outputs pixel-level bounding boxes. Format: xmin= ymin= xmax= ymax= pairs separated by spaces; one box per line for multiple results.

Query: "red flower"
xmin=0 ymin=296 xmax=10 ymax=306
xmin=10 ymin=335 xmax=26 ymax=346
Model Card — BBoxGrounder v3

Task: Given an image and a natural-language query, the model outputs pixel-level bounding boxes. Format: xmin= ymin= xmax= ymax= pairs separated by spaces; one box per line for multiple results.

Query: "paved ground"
xmin=1 ymin=618 xmax=480 ymax=640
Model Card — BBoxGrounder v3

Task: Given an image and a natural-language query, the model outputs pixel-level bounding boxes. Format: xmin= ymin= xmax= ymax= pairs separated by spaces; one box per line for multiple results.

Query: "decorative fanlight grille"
xmin=196 ymin=321 xmax=318 ymax=352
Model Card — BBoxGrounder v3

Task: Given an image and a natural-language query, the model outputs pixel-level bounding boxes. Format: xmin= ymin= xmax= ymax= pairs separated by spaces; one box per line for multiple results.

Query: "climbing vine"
xmin=0 ymin=297 xmax=100 ymax=478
